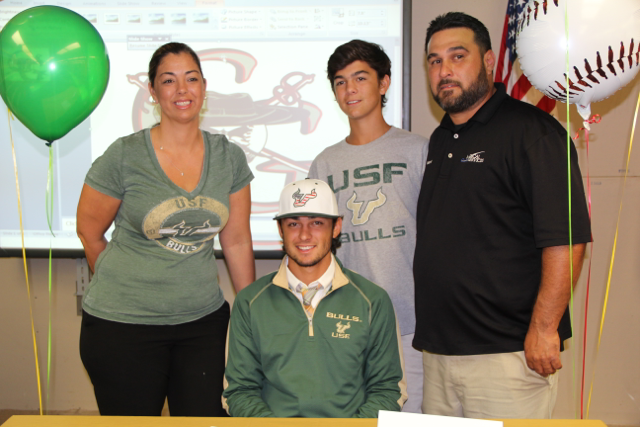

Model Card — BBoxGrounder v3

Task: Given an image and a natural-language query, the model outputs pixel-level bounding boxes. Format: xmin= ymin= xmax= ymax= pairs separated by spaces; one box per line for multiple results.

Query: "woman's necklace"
xmin=159 ymin=146 xmax=184 ymax=176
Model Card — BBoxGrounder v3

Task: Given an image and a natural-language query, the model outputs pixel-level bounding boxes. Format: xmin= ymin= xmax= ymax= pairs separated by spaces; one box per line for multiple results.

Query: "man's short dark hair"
xmin=327 ymin=39 xmax=391 ymax=106
xmin=425 ymin=12 xmax=492 ymax=55
xmin=329 ymin=218 xmax=342 ymax=254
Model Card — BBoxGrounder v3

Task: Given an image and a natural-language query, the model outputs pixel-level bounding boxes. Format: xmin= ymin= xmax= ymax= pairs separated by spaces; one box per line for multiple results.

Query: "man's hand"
xmin=525 ymin=244 xmax=586 ymax=377
xmin=524 ymin=326 xmax=562 ymax=377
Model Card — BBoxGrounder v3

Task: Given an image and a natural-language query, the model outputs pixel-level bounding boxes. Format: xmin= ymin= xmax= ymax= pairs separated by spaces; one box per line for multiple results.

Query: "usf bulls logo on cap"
xmin=274 ymin=179 xmax=340 ymax=220
xmin=292 ymin=188 xmax=317 ymax=207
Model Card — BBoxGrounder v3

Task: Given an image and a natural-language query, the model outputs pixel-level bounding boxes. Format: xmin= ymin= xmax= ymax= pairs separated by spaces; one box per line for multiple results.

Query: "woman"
xmin=77 ymin=42 xmax=255 ymax=416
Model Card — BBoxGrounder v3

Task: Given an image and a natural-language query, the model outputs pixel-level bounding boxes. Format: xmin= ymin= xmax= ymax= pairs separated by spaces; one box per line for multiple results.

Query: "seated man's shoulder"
xmin=341 ymin=265 xmax=392 ymax=301
xmin=235 ymin=271 xmax=278 ymax=303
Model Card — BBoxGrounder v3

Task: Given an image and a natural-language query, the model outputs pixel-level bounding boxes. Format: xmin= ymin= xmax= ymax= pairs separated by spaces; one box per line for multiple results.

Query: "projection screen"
xmin=0 ymin=0 xmax=410 ymax=257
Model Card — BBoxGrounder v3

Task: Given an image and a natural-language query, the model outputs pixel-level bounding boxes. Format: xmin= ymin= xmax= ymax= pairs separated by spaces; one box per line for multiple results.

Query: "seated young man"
xmin=223 ymin=178 xmax=407 ymax=418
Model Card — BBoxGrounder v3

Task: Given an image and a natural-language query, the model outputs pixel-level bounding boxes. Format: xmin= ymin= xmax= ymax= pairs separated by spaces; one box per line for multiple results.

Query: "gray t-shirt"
xmin=308 ymin=127 xmax=428 ymax=335
xmin=83 ymin=128 xmax=253 ymax=325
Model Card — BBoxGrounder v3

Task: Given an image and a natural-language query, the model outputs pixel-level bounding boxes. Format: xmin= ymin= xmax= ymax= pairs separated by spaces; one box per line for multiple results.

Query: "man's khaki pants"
xmin=422 ymin=350 xmax=558 ymax=419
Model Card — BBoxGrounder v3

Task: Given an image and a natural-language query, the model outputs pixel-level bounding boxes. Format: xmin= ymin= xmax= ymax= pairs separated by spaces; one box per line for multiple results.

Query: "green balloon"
xmin=0 ymin=6 xmax=109 ymax=143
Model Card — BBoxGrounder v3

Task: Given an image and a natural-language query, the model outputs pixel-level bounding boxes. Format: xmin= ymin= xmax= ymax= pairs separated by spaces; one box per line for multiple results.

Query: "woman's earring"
xmin=201 ymin=96 xmax=208 ymax=114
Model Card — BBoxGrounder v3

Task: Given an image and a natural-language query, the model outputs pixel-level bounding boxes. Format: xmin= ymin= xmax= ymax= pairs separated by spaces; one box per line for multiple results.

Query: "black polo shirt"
xmin=413 ymin=83 xmax=591 ymax=356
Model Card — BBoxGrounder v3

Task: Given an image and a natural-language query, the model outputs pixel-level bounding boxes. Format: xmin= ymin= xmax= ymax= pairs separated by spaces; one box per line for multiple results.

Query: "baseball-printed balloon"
xmin=516 ymin=0 xmax=640 ymax=120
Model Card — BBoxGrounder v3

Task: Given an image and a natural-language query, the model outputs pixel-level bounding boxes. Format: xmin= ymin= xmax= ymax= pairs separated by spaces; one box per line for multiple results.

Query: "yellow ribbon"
xmin=7 ymin=109 xmax=44 ymax=415
xmin=586 ymin=91 xmax=640 ymax=418
xmin=563 ymin=6 xmax=578 ymax=418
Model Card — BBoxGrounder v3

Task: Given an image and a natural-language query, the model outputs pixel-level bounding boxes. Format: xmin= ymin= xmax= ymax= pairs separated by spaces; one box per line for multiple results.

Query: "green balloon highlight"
xmin=0 ymin=6 xmax=109 ymax=143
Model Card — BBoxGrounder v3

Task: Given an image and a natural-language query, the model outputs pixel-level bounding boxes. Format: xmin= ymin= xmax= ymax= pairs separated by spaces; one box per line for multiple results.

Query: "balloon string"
xmin=45 ymin=144 xmax=56 ymax=410
xmin=581 ymin=244 xmax=593 ymax=420
xmin=46 ymin=146 xmax=55 ymax=237
xmin=46 ymin=146 xmax=55 ymax=411
xmin=572 ymin=115 xmax=599 ymax=419
xmin=7 ymin=109 xmax=44 ymax=415
xmin=573 ymin=115 xmax=602 ymax=140
xmin=47 ymin=242 xmax=52 ymax=414
xmin=586 ymin=92 xmax=640 ymax=418
xmin=563 ymin=5 xmax=577 ymax=420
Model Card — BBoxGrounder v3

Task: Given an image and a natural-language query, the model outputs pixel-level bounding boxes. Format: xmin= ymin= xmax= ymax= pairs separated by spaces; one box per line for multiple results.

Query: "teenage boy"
xmin=223 ymin=179 xmax=407 ymax=418
xmin=307 ymin=39 xmax=428 ymax=413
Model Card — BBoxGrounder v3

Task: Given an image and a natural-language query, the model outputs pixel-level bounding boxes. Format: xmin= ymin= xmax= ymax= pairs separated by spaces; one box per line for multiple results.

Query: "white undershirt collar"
xmin=286 ymin=254 xmax=335 ymax=310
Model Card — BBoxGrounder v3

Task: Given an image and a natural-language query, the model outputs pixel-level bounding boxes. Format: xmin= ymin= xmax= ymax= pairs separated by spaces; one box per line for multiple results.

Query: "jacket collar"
xmin=273 ymin=254 xmax=350 ymax=291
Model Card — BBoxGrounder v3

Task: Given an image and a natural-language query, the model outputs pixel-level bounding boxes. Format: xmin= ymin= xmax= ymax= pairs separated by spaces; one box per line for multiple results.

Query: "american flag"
xmin=494 ymin=0 xmax=556 ymax=114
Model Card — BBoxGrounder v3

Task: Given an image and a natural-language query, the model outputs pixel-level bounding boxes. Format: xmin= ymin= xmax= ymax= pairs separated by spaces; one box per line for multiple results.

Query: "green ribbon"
xmin=564 ymin=2 xmax=577 ymax=419
xmin=46 ymin=145 xmax=56 ymax=237
xmin=45 ymin=143 xmax=56 ymax=412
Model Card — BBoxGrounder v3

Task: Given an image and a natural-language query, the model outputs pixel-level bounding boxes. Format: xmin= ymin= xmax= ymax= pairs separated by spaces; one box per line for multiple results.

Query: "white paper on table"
xmin=378 ymin=410 xmax=504 ymax=427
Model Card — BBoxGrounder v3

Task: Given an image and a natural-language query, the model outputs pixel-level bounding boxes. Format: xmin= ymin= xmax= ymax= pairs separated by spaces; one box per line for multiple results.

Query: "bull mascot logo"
xmin=292 ymin=188 xmax=317 ymax=207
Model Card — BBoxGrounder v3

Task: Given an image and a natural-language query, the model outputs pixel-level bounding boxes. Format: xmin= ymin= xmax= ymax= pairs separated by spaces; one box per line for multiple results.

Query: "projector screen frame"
xmin=0 ymin=0 xmax=413 ymax=260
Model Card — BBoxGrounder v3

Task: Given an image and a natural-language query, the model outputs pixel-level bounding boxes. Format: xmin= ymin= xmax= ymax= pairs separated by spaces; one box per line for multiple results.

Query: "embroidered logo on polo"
xmin=332 ymin=321 xmax=351 ymax=339
xmin=461 ymin=151 xmax=485 ymax=163
xmin=142 ymin=196 xmax=229 ymax=254
xmin=292 ymin=188 xmax=317 ymax=207
xmin=346 ymin=188 xmax=387 ymax=225
xmin=326 ymin=312 xmax=361 ymax=322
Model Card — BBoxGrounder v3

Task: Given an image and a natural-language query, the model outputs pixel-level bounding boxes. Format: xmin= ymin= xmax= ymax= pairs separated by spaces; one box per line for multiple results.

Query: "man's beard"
xmin=282 ymin=239 xmax=332 ymax=268
xmin=433 ymin=64 xmax=491 ymax=114
xmin=285 ymin=249 xmax=327 ymax=268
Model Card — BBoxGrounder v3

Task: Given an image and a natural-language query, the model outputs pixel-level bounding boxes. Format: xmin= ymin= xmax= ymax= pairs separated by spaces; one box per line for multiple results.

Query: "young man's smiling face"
xmin=278 ymin=216 xmax=341 ymax=278
xmin=332 ymin=60 xmax=390 ymax=122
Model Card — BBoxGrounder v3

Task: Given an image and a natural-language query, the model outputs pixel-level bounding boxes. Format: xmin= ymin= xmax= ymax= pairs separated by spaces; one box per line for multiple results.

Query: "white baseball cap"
xmin=274 ymin=178 xmax=340 ymax=220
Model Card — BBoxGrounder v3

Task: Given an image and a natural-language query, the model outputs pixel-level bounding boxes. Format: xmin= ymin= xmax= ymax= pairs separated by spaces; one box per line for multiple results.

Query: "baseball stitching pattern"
xmin=517 ymin=0 xmax=640 ymax=101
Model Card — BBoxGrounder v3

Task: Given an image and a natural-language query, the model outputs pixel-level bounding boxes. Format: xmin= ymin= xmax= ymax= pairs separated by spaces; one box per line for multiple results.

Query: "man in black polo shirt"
xmin=413 ymin=12 xmax=591 ymax=419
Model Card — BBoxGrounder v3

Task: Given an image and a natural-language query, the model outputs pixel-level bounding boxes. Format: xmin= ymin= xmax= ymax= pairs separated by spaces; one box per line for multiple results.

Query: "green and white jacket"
xmin=223 ymin=255 xmax=407 ymax=418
